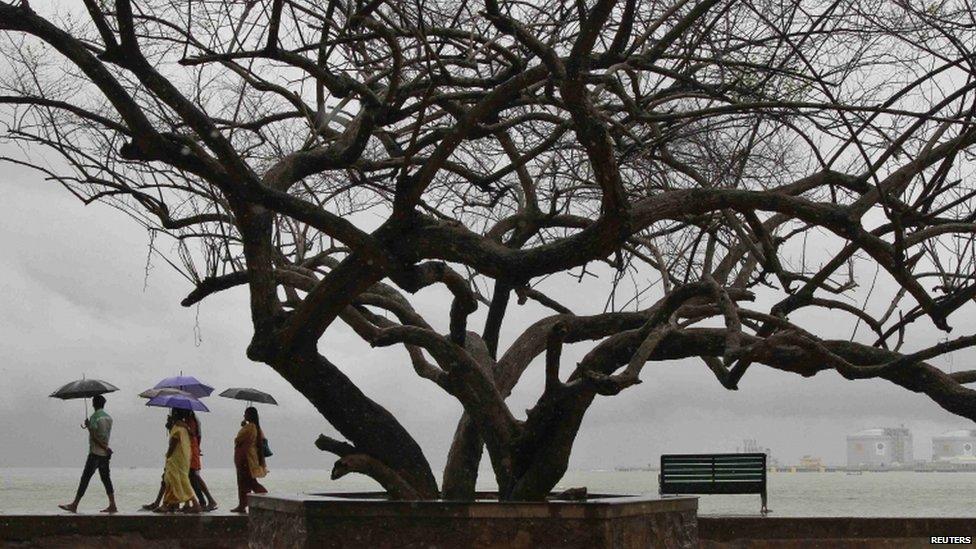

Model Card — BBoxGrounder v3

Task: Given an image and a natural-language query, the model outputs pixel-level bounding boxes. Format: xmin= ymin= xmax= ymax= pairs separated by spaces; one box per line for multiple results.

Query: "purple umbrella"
xmin=146 ymin=392 xmax=210 ymax=412
xmin=153 ymin=375 xmax=214 ymax=398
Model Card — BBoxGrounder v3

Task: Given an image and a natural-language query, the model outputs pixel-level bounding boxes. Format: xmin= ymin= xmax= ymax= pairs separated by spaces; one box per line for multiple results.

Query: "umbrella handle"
xmin=81 ymin=397 xmax=89 ymax=429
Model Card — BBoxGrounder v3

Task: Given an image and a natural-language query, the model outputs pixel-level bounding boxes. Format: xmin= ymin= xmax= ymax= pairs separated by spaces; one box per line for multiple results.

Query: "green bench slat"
xmin=661 ymin=453 xmax=764 ymax=459
xmin=663 ymin=482 xmax=765 ymax=494
xmin=662 ymin=469 xmax=765 ymax=474
xmin=662 ymin=460 xmax=764 ymax=465
xmin=662 ymin=474 xmax=765 ymax=479
xmin=665 ymin=458 xmax=762 ymax=463
xmin=663 ymin=471 xmax=764 ymax=476
xmin=665 ymin=464 xmax=764 ymax=468
xmin=664 ymin=460 xmax=764 ymax=464
xmin=664 ymin=465 xmax=764 ymax=471
xmin=663 ymin=464 xmax=763 ymax=469
xmin=663 ymin=475 xmax=763 ymax=484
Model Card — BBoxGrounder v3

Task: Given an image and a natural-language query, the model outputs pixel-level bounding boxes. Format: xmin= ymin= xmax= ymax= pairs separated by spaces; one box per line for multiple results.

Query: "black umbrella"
xmin=50 ymin=377 xmax=119 ymax=420
xmin=219 ymin=387 xmax=278 ymax=406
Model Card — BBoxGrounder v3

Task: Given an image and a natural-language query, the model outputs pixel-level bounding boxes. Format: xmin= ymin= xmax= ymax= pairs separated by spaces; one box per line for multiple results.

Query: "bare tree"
xmin=3 ymin=0 xmax=976 ymax=500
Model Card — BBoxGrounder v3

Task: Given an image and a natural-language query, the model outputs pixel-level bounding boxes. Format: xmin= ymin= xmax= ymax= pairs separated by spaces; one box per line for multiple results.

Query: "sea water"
xmin=1 ymin=468 xmax=974 ymax=516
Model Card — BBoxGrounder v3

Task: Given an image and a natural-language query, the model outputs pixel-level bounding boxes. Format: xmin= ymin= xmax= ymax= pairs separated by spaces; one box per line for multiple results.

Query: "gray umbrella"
xmin=50 ymin=378 xmax=119 ymax=400
xmin=219 ymin=387 xmax=278 ymax=405
xmin=50 ymin=378 xmax=119 ymax=420
xmin=139 ymin=387 xmax=193 ymax=399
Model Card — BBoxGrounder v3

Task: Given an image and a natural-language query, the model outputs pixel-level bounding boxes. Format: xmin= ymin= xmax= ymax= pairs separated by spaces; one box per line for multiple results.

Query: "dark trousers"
xmin=189 ymin=469 xmax=210 ymax=508
xmin=75 ymin=453 xmax=113 ymax=501
xmin=234 ymin=459 xmax=266 ymax=507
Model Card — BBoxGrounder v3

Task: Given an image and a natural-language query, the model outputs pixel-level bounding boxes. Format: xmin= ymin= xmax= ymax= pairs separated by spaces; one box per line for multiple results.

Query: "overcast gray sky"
xmin=1 ymin=158 xmax=974 ymax=477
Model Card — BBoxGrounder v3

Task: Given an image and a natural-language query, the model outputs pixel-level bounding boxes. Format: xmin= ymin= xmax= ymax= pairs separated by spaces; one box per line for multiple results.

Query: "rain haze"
xmin=1 ymin=158 xmax=971 ymax=475
xmin=2 ymin=3 xmax=976 ymax=509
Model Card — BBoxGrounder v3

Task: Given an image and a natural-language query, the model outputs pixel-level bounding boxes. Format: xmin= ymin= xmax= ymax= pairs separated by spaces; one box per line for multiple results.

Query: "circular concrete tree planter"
xmin=248 ymin=492 xmax=698 ymax=548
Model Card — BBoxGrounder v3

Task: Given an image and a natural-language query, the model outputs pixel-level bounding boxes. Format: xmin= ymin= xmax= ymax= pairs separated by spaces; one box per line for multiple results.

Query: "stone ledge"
xmin=699 ymin=516 xmax=976 ymax=546
xmin=0 ymin=515 xmax=248 ymax=548
xmin=249 ymin=493 xmax=699 ymax=548
xmin=7 ymin=509 xmax=976 ymax=548
xmin=249 ymin=492 xmax=698 ymax=519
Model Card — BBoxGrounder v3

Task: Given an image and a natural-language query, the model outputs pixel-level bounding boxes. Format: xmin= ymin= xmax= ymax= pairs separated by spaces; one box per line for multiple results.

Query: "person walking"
xmin=156 ymin=408 xmax=201 ymax=513
xmin=186 ymin=411 xmax=218 ymax=511
xmin=230 ymin=407 xmax=268 ymax=513
xmin=59 ymin=394 xmax=117 ymax=513
xmin=141 ymin=413 xmax=173 ymax=512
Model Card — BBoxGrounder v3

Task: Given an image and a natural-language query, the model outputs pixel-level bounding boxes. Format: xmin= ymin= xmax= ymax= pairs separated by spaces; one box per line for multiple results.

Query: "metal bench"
xmin=659 ymin=453 xmax=768 ymax=514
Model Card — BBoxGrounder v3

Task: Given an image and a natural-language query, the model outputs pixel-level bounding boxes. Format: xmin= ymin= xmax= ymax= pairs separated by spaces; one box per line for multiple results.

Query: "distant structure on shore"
xmin=932 ymin=430 xmax=976 ymax=462
xmin=797 ymin=455 xmax=825 ymax=471
xmin=625 ymin=427 xmax=976 ymax=473
xmin=846 ymin=426 xmax=913 ymax=469
xmin=738 ymin=439 xmax=772 ymax=459
xmin=617 ymin=428 xmax=976 ymax=473
xmin=736 ymin=439 xmax=780 ymax=468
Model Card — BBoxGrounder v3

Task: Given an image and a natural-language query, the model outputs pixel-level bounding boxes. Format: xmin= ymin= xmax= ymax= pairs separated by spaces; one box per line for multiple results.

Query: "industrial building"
xmin=932 ymin=430 xmax=976 ymax=462
xmin=737 ymin=439 xmax=778 ymax=469
xmin=846 ymin=426 xmax=913 ymax=469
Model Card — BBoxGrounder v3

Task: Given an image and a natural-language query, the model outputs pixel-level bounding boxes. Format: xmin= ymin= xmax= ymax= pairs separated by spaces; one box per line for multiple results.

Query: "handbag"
xmin=261 ymin=437 xmax=273 ymax=458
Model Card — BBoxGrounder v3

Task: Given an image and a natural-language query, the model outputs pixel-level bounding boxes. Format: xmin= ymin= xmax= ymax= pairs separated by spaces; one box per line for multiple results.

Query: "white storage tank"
xmin=847 ymin=426 xmax=912 ymax=469
xmin=932 ymin=430 xmax=976 ymax=461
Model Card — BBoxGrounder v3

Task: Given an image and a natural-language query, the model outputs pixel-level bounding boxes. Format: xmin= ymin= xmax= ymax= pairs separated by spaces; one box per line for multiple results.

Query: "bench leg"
xmin=760 ymin=490 xmax=769 ymax=516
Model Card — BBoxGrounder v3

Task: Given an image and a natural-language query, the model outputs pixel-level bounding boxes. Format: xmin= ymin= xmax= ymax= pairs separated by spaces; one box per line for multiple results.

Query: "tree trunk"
xmin=441 ymin=333 xmax=504 ymax=499
xmin=509 ymin=389 xmax=594 ymax=500
xmin=441 ymin=414 xmax=484 ymax=499
xmin=275 ymin=351 xmax=440 ymax=499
